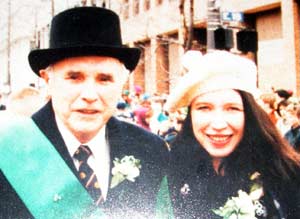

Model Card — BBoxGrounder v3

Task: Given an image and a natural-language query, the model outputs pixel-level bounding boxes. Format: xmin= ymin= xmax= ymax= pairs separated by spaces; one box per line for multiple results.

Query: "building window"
xmin=133 ymin=0 xmax=139 ymax=15
xmin=37 ymin=31 xmax=41 ymax=49
xmin=30 ymin=40 xmax=36 ymax=50
xmin=156 ymin=0 xmax=163 ymax=5
xmin=144 ymin=0 xmax=150 ymax=10
xmin=122 ymin=0 xmax=129 ymax=19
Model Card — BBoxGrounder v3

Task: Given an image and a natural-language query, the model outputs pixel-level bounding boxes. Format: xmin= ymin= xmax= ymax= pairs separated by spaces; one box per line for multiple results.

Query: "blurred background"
xmin=0 ymin=0 xmax=299 ymax=98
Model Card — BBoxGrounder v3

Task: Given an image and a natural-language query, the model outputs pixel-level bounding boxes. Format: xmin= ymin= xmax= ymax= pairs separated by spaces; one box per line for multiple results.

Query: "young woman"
xmin=166 ymin=51 xmax=300 ymax=219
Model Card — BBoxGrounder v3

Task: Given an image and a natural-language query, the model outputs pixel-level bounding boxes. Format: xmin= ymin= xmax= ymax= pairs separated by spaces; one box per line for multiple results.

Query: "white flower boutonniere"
xmin=110 ymin=155 xmax=141 ymax=189
xmin=180 ymin=183 xmax=191 ymax=195
xmin=213 ymin=172 xmax=267 ymax=219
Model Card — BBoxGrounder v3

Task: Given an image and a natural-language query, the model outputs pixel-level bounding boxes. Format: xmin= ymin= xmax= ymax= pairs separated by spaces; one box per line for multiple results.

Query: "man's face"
xmin=40 ymin=56 xmax=128 ymax=143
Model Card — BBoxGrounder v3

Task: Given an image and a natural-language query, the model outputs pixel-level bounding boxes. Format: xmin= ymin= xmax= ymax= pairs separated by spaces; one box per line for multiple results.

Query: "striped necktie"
xmin=73 ymin=145 xmax=103 ymax=205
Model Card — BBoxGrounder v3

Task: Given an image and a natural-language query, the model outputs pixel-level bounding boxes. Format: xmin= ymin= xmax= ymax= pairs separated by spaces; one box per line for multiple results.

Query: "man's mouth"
xmin=76 ymin=109 xmax=100 ymax=114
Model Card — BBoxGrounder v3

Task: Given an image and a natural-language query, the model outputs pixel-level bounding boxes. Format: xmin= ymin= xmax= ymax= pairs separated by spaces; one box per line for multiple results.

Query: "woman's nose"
xmin=210 ymin=112 xmax=227 ymax=130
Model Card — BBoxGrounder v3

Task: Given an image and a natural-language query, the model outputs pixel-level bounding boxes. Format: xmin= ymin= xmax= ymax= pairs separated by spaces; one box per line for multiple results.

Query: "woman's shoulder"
xmin=277 ymin=181 xmax=300 ymax=218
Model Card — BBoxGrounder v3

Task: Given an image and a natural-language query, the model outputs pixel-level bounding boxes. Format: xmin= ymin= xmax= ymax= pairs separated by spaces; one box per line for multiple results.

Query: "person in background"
xmin=134 ymin=85 xmax=143 ymax=100
xmin=0 ymin=94 xmax=6 ymax=111
xmin=0 ymin=7 xmax=169 ymax=219
xmin=274 ymin=89 xmax=294 ymax=134
xmin=257 ymin=92 xmax=278 ymax=125
xmin=165 ymin=50 xmax=300 ymax=219
xmin=158 ymin=109 xmax=186 ymax=144
xmin=274 ymin=89 xmax=293 ymax=103
xmin=284 ymin=101 xmax=300 ymax=151
xmin=115 ymin=101 xmax=135 ymax=123
xmin=120 ymin=89 xmax=132 ymax=109
xmin=6 ymin=86 xmax=47 ymax=116
xmin=133 ymin=97 xmax=153 ymax=131
xmin=131 ymin=84 xmax=143 ymax=107
xmin=276 ymin=98 xmax=300 ymax=136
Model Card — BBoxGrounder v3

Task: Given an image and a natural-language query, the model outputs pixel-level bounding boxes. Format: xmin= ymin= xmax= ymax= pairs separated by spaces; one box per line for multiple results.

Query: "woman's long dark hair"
xmin=236 ymin=91 xmax=300 ymax=181
xmin=172 ymin=90 xmax=300 ymax=183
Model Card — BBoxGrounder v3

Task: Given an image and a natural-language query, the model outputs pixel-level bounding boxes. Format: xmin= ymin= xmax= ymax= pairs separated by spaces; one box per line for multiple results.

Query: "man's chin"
xmin=70 ymin=121 xmax=104 ymax=135
xmin=71 ymin=128 xmax=102 ymax=143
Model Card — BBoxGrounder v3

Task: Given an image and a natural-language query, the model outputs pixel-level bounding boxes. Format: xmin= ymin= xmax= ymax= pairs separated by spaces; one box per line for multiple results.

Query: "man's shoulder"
xmin=0 ymin=113 xmax=32 ymax=134
xmin=108 ymin=119 xmax=168 ymax=158
xmin=109 ymin=117 xmax=161 ymax=137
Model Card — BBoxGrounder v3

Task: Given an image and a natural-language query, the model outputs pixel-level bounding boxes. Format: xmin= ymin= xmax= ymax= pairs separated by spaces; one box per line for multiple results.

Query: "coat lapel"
xmin=104 ymin=117 xmax=129 ymax=203
xmin=31 ymin=101 xmax=77 ymax=175
xmin=32 ymin=104 xmax=142 ymax=210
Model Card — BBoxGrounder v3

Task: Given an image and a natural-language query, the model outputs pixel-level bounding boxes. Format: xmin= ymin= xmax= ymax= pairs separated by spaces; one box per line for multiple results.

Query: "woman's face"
xmin=191 ymin=89 xmax=245 ymax=159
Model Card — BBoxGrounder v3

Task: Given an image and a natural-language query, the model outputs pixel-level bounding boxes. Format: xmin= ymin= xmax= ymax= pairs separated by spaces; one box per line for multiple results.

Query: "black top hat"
xmin=28 ymin=7 xmax=141 ymax=75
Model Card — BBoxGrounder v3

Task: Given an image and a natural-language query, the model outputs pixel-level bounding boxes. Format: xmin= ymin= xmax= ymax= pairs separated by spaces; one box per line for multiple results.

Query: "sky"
xmin=0 ymin=0 xmax=82 ymax=51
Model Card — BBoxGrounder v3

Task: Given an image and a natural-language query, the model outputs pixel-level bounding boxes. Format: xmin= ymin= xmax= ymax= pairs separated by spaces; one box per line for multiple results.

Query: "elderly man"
xmin=0 ymin=7 xmax=169 ymax=219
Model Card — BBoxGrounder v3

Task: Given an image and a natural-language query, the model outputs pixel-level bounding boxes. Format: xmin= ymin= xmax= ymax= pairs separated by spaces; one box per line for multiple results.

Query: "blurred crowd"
xmin=257 ymin=88 xmax=300 ymax=151
xmin=1 ymin=84 xmax=300 ymax=151
xmin=115 ymin=85 xmax=186 ymax=144
xmin=114 ymin=85 xmax=300 ymax=151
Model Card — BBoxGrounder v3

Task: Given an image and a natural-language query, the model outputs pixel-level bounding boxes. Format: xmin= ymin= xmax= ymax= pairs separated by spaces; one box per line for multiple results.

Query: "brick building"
xmin=0 ymin=0 xmax=299 ymax=97
xmin=117 ymin=0 xmax=300 ymax=96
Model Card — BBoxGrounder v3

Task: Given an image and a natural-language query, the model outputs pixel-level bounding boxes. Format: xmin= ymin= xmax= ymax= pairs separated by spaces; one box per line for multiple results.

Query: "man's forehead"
xmin=51 ymin=56 xmax=124 ymax=68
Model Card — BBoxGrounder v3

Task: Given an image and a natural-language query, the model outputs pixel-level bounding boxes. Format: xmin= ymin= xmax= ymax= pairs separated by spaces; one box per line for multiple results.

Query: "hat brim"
xmin=165 ymin=51 xmax=258 ymax=113
xmin=28 ymin=45 xmax=141 ymax=75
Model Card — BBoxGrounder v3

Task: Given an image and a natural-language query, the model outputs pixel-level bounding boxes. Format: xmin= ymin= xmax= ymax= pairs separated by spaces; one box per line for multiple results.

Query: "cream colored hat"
xmin=165 ymin=50 xmax=258 ymax=112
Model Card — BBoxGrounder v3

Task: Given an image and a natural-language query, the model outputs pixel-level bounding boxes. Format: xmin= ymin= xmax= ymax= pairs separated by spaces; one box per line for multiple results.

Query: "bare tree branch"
xmin=179 ymin=0 xmax=194 ymax=51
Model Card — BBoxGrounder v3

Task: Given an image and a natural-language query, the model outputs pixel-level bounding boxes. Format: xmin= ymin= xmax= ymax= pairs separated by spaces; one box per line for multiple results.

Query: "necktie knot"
xmin=73 ymin=145 xmax=92 ymax=162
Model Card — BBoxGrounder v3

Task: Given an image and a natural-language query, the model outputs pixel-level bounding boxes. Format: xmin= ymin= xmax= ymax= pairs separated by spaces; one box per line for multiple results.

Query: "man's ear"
xmin=121 ymin=68 xmax=130 ymax=84
xmin=39 ymin=69 xmax=49 ymax=83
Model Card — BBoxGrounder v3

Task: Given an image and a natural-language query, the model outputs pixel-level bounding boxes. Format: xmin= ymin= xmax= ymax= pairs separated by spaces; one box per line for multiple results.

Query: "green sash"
xmin=0 ymin=115 xmax=106 ymax=219
xmin=155 ymin=176 xmax=174 ymax=219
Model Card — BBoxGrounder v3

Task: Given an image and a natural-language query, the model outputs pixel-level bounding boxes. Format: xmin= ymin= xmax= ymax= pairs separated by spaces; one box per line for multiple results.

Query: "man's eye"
xmin=97 ymin=74 xmax=113 ymax=82
xmin=66 ymin=72 xmax=83 ymax=80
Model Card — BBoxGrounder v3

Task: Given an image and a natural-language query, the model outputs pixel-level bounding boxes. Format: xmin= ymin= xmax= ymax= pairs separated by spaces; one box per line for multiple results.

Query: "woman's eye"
xmin=227 ymin=106 xmax=243 ymax=112
xmin=196 ymin=106 xmax=210 ymax=111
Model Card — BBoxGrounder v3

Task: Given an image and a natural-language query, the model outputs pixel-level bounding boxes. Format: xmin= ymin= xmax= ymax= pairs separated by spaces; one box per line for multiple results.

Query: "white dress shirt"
xmin=55 ymin=116 xmax=110 ymax=200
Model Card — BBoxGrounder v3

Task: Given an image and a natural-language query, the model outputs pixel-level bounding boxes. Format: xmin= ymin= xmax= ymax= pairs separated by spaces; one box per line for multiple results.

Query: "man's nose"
xmin=80 ymin=81 xmax=98 ymax=103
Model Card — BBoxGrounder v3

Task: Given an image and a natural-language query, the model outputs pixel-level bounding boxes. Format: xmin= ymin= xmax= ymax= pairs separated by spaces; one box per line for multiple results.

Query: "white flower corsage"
xmin=180 ymin=183 xmax=191 ymax=195
xmin=110 ymin=155 xmax=141 ymax=188
xmin=213 ymin=172 xmax=267 ymax=219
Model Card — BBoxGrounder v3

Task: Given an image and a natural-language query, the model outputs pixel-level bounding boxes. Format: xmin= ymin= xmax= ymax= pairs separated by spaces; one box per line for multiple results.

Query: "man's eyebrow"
xmin=96 ymin=71 xmax=111 ymax=74
xmin=65 ymin=70 xmax=83 ymax=76
xmin=96 ymin=72 xmax=115 ymax=77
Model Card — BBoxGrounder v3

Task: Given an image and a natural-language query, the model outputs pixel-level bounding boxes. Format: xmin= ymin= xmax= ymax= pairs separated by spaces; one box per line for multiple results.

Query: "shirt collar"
xmin=55 ymin=115 xmax=107 ymax=157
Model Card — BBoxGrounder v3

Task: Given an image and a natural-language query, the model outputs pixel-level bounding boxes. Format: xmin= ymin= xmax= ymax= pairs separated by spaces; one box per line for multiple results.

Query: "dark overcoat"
xmin=0 ymin=101 xmax=169 ymax=218
xmin=168 ymin=140 xmax=300 ymax=219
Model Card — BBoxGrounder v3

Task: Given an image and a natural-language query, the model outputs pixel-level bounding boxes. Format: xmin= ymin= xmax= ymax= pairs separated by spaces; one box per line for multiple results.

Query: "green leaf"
xmin=250 ymin=183 xmax=261 ymax=192
xmin=110 ymin=173 xmax=125 ymax=188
